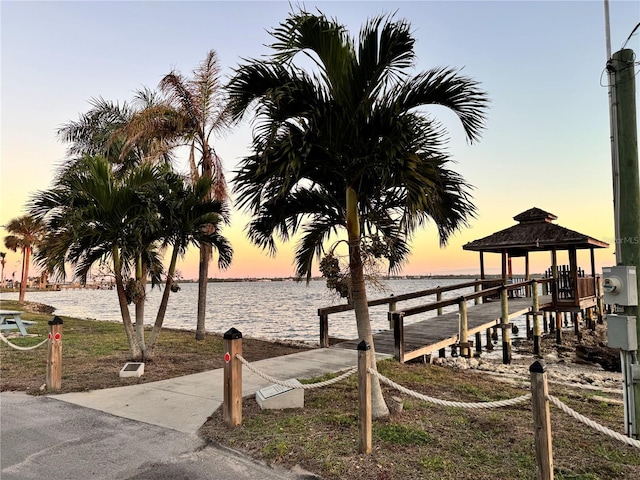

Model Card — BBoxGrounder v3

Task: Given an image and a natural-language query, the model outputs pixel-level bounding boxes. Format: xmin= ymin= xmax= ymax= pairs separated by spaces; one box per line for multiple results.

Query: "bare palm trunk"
xmin=18 ymin=247 xmax=30 ymax=304
xmin=346 ymin=187 xmax=389 ymax=418
xmin=113 ymin=248 xmax=142 ymax=359
xmin=147 ymin=246 xmax=180 ymax=358
xmin=195 ymin=243 xmax=211 ymax=340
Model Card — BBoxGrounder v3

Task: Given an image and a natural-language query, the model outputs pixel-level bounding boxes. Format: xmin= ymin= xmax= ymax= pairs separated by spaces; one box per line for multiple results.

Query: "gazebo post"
xmin=525 ymin=252 xmax=531 ymax=296
xmin=501 ymin=250 xmax=508 ymax=284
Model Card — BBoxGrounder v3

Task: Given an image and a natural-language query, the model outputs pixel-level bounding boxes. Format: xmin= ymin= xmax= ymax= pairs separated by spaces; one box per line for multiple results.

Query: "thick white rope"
xmin=547 ymin=394 xmax=640 ymax=449
xmin=0 ymin=331 xmax=48 ymax=351
xmin=369 ymin=368 xmax=531 ymax=409
xmin=236 ymin=354 xmax=357 ymax=389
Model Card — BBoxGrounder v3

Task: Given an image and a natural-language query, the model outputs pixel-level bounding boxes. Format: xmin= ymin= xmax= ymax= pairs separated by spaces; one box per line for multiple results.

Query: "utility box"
xmin=606 ymin=315 xmax=638 ymax=351
xmin=256 ymin=379 xmax=304 ymax=410
xmin=602 ymin=266 xmax=638 ymax=306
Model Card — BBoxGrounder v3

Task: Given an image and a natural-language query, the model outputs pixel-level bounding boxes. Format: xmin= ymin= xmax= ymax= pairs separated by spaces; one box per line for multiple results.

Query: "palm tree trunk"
xmin=134 ymin=259 xmax=147 ymax=358
xmin=346 ymin=187 xmax=389 ymax=418
xmin=113 ymin=247 xmax=142 ymax=360
xmin=146 ymin=246 xmax=180 ymax=358
xmin=195 ymin=243 xmax=211 ymax=340
xmin=18 ymin=247 xmax=30 ymax=304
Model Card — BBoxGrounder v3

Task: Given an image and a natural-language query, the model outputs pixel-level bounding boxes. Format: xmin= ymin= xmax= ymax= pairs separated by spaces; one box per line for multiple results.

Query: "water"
xmin=1 ymin=278 xmax=529 ymax=344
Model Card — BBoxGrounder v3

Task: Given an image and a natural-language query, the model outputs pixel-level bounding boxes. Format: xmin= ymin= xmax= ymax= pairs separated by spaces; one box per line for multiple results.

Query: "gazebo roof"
xmin=462 ymin=207 xmax=609 ymax=256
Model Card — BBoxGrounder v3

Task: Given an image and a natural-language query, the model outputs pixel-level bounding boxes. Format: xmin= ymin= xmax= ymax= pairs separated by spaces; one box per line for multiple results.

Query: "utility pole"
xmin=612 ymin=48 xmax=640 ymax=438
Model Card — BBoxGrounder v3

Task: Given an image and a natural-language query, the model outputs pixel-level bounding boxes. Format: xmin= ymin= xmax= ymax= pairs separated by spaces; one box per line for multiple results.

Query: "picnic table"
xmin=0 ymin=310 xmax=34 ymax=336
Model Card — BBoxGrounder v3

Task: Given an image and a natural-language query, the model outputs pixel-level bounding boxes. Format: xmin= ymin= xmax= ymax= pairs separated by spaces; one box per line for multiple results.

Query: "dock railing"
xmin=317 ymin=279 xmax=486 ymax=348
xmin=319 ymin=278 xmax=556 ymax=364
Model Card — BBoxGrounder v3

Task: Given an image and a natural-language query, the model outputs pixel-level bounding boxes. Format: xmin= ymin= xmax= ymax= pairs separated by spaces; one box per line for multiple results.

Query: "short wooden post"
xmin=392 ymin=312 xmax=405 ymax=363
xmin=358 ymin=340 xmax=372 ymax=454
xmin=436 ymin=290 xmax=443 ymax=315
xmin=474 ymin=281 xmax=481 ymax=305
xmin=475 ymin=332 xmax=482 ymax=356
xmin=500 ymin=287 xmax=511 ymax=364
xmin=485 ymin=328 xmax=494 ymax=351
xmin=223 ymin=328 xmax=243 ymax=428
xmin=319 ymin=311 xmax=329 ymax=348
xmin=438 ymin=348 xmax=446 ymax=358
xmin=555 ymin=311 xmax=562 ymax=345
xmin=543 ymin=311 xmax=549 ymax=333
xmin=458 ymin=297 xmax=469 ymax=358
xmin=530 ymin=361 xmax=554 ymax=480
xmin=388 ymin=295 xmax=397 ymax=329
xmin=532 ymin=280 xmax=541 ymax=356
xmin=46 ymin=316 xmax=63 ymax=391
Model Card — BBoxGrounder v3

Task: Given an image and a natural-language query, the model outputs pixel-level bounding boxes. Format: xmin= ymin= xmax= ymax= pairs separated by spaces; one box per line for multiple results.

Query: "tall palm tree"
xmin=4 ymin=215 xmax=46 ymax=303
xmin=156 ymin=50 xmax=231 ymax=340
xmin=0 ymin=252 xmax=6 ymax=288
xmin=30 ymin=156 xmax=230 ymax=359
xmin=228 ymin=10 xmax=489 ymax=417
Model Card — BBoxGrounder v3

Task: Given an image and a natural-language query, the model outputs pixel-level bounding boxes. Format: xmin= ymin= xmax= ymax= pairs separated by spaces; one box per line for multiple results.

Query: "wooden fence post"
xmin=46 ymin=316 xmax=63 ymax=391
xmin=388 ymin=295 xmax=397 ymax=329
xmin=458 ymin=297 xmax=469 ymax=358
xmin=530 ymin=360 xmax=554 ymax=480
xmin=532 ymin=280 xmax=541 ymax=356
xmin=501 ymin=286 xmax=511 ymax=364
xmin=223 ymin=328 xmax=243 ymax=428
xmin=437 ymin=289 xmax=443 ymax=316
xmin=393 ymin=312 xmax=405 ymax=363
xmin=474 ymin=281 xmax=481 ymax=305
xmin=358 ymin=340 xmax=372 ymax=454
xmin=319 ymin=311 xmax=329 ymax=348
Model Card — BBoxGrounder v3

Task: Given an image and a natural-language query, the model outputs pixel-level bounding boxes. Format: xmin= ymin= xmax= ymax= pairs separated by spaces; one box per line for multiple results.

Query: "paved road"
xmin=0 ymin=392 xmax=319 ymax=480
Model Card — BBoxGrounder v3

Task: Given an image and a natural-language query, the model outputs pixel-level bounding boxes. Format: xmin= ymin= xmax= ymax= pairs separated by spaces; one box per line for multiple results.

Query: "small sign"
xmin=224 ymin=352 xmax=231 ymax=363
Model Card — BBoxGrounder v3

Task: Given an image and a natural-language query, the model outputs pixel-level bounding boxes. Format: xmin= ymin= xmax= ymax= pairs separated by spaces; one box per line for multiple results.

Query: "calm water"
xmin=2 ymin=278 xmax=496 ymax=343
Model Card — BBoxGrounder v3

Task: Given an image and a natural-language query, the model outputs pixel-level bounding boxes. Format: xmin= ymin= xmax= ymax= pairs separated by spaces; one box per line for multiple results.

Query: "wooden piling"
xmin=46 ymin=316 xmax=63 ymax=391
xmin=532 ymin=280 xmax=541 ymax=356
xmin=319 ymin=312 xmax=329 ymax=348
xmin=223 ymin=328 xmax=243 ymax=428
xmin=500 ymin=287 xmax=511 ymax=364
xmin=475 ymin=332 xmax=482 ymax=356
xmin=358 ymin=341 xmax=372 ymax=454
xmin=437 ymin=290 xmax=443 ymax=316
xmin=392 ymin=312 xmax=405 ymax=363
xmin=388 ymin=295 xmax=397 ymax=329
xmin=458 ymin=298 xmax=469 ymax=358
xmin=530 ymin=361 xmax=554 ymax=480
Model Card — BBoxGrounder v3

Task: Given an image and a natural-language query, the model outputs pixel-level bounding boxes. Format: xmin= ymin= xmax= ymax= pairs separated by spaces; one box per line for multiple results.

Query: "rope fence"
xmin=547 ymin=394 xmax=640 ymax=449
xmin=0 ymin=331 xmax=48 ymax=351
xmin=369 ymin=368 xmax=531 ymax=409
xmin=236 ymin=354 xmax=357 ymax=389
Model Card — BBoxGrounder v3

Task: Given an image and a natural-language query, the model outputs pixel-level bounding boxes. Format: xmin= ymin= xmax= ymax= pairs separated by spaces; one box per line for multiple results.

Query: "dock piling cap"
xmin=48 ymin=316 xmax=63 ymax=325
xmin=223 ymin=327 xmax=242 ymax=340
xmin=357 ymin=340 xmax=370 ymax=351
xmin=529 ymin=360 xmax=546 ymax=373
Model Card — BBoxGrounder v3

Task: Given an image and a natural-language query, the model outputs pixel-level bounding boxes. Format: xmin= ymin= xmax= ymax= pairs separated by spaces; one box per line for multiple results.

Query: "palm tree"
xmin=4 ymin=215 xmax=46 ymax=303
xmin=0 ymin=252 xmax=6 ymax=288
xmin=30 ymin=156 xmax=232 ymax=360
xmin=158 ymin=50 xmax=230 ymax=340
xmin=228 ymin=10 xmax=489 ymax=417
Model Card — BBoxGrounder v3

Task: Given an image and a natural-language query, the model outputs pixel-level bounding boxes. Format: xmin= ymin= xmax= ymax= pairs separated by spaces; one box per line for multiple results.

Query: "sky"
xmin=1 ymin=0 xmax=639 ymax=281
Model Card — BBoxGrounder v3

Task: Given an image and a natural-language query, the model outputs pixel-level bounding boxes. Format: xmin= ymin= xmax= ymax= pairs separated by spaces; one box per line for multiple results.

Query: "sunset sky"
xmin=1 ymin=1 xmax=639 ymax=281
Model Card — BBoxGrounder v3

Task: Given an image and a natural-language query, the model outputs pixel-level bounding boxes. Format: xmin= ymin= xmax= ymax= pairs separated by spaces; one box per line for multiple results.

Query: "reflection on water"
xmin=2 ymin=278 xmax=529 ymax=344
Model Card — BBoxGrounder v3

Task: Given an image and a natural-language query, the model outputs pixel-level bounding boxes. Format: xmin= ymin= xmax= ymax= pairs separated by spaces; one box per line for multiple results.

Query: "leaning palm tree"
xmin=4 ymin=215 xmax=46 ymax=303
xmin=228 ymin=10 xmax=489 ymax=417
xmin=158 ymin=50 xmax=231 ymax=340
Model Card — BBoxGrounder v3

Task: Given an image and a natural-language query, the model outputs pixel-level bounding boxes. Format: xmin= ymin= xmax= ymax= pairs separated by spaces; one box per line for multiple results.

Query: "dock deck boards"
xmin=332 ymin=295 xmax=553 ymax=359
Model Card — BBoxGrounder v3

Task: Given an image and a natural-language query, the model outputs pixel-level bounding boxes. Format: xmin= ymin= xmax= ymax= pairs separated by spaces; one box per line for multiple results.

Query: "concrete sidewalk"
xmin=53 ymin=347 xmax=390 ymax=434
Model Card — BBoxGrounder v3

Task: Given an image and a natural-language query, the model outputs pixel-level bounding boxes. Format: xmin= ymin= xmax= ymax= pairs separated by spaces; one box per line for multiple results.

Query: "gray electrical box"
xmin=602 ymin=266 xmax=638 ymax=306
xmin=607 ymin=315 xmax=638 ymax=351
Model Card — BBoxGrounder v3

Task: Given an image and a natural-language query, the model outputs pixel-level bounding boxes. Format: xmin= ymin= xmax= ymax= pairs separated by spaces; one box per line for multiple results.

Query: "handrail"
xmin=317 ymin=279 xmax=483 ymax=316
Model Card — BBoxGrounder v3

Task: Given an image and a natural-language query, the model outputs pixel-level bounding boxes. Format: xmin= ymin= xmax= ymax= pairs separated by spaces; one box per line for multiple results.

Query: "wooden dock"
xmin=332 ymin=294 xmax=553 ymax=360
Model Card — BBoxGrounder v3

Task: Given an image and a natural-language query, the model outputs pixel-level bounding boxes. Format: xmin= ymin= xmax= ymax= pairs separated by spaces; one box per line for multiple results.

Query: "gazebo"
xmin=463 ymin=207 xmax=609 ymax=312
